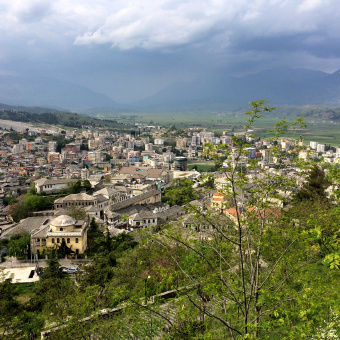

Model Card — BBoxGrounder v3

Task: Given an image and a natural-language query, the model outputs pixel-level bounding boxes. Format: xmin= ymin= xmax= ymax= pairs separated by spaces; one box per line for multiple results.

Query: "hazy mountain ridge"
xmin=134 ymin=68 xmax=340 ymax=111
xmin=0 ymin=75 xmax=120 ymax=111
xmin=0 ymin=68 xmax=340 ymax=112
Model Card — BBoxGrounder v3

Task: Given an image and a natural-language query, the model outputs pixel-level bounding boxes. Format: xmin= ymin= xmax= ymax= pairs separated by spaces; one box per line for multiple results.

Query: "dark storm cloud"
xmin=0 ymin=0 xmax=339 ymax=101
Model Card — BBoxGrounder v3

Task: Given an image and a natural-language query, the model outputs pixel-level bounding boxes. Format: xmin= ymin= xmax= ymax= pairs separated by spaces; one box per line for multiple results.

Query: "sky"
xmin=1 ymin=0 xmax=340 ymax=103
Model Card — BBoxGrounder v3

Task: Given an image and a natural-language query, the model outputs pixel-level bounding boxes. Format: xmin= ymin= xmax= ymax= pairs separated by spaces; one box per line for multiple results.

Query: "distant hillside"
xmin=273 ymin=105 xmax=340 ymax=121
xmin=0 ymin=75 xmax=120 ymax=111
xmin=0 ymin=103 xmax=70 ymax=114
xmin=0 ymin=104 xmax=128 ymax=129
xmin=225 ymin=105 xmax=340 ymax=121
xmin=133 ymin=68 xmax=340 ymax=111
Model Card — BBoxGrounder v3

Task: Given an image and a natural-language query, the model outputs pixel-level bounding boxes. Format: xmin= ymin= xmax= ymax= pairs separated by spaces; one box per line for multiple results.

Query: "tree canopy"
xmin=162 ymin=178 xmax=199 ymax=206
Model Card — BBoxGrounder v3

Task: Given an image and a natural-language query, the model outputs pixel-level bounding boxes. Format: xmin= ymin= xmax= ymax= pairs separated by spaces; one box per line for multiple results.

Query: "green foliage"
xmin=9 ymin=185 xmax=53 ymax=222
xmin=61 ymin=179 xmax=92 ymax=195
xmin=0 ymin=273 xmax=45 ymax=339
xmin=81 ymin=231 xmax=138 ymax=287
xmin=82 ymin=179 xmax=92 ymax=192
xmin=162 ymin=178 xmax=199 ymax=206
xmin=8 ymin=233 xmax=30 ymax=259
xmin=0 ymin=274 xmax=21 ymax=337
xmin=3 ymin=197 xmax=18 ymax=206
xmin=57 ymin=238 xmax=72 ymax=258
xmin=40 ymin=250 xmax=65 ymax=280
xmin=199 ymin=173 xmax=216 ymax=189
xmin=30 ymin=251 xmax=76 ymax=322
xmin=295 ymin=165 xmax=330 ymax=205
xmin=66 ymin=180 xmax=82 ymax=194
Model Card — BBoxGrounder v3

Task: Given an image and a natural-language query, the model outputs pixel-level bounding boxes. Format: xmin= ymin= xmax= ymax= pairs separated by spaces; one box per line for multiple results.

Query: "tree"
xmin=0 ymin=270 xmax=45 ymax=339
xmin=140 ymin=101 xmax=337 ymax=338
xmin=9 ymin=185 xmax=53 ymax=222
xmin=30 ymin=250 xmax=77 ymax=323
xmin=66 ymin=180 xmax=82 ymax=194
xmin=162 ymin=178 xmax=199 ymax=206
xmin=8 ymin=233 xmax=30 ymax=259
xmin=82 ymin=179 xmax=92 ymax=192
xmin=0 ymin=273 xmax=22 ymax=338
xmin=295 ymin=164 xmax=330 ymax=205
xmin=81 ymin=231 xmax=138 ymax=287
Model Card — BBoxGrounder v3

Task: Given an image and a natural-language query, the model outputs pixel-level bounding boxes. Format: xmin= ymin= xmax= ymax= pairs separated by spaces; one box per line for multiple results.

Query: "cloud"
xmin=1 ymin=0 xmax=339 ymax=54
xmin=72 ymin=0 xmax=340 ymax=51
xmin=11 ymin=0 xmax=52 ymax=23
xmin=0 ymin=0 xmax=339 ymax=102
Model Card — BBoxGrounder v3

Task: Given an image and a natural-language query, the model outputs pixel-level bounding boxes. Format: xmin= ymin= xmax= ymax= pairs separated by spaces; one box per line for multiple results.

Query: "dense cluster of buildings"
xmin=0 ymin=122 xmax=338 ymax=258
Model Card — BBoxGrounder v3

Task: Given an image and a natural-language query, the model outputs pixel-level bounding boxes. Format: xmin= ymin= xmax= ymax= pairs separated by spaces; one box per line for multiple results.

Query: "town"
xmin=0 ymin=113 xmax=339 ymax=254
xmin=0 ymin=108 xmax=339 ymax=339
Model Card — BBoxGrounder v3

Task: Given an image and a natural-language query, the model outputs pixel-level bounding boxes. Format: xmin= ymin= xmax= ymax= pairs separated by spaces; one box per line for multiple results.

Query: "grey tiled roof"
xmin=54 ymin=193 xmax=95 ymax=203
xmin=5 ymin=216 xmax=50 ymax=237
xmin=106 ymin=189 xmax=161 ymax=212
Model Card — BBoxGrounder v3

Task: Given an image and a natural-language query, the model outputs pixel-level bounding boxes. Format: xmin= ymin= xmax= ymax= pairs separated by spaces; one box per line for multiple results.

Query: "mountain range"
xmin=134 ymin=68 xmax=340 ymax=111
xmin=0 ymin=75 xmax=118 ymax=111
xmin=0 ymin=68 xmax=339 ymax=112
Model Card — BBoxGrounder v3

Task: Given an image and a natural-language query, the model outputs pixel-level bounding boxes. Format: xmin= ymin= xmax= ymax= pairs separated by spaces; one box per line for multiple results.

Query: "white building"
xmin=310 ymin=141 xmax=318 ymax=150
xmin=48 ymin=141 xmax=57 ymax=152
xmin=128 ymin=211 xmax=157 ymax=228
xmin=35 ymin=178 xmax=75 ymax=194
xmin=317 ymin=144 xmax=325 ymax=153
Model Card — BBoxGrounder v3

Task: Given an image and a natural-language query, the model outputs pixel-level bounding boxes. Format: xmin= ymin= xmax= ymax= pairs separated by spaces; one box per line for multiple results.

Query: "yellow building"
xmin=31 ymin=215 xmax=89 ymax=257
xmin=210 ymin=191 xmax=228 ymax=213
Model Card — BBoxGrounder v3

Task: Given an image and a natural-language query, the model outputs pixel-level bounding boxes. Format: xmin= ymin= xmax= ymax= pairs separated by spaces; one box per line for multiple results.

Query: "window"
xmin=67 ymin=238 xmax=70 ymax=244
xmin=62 ymin=238 xmax=65 ymax=243
xmin=57 ymin=238 xmax=60 ymax=243
xmin=60 ymin=228 xmax=63 ymax=231
xmin=52 ymin=238 xmax=55 ymax=243
xmin=75 ymin=238 xmax=79 ymax=243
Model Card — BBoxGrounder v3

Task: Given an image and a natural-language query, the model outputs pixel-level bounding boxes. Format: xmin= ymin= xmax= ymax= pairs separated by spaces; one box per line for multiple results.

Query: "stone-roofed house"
xmin=128 ymin=211 xmax=157 ymax=228
xmin=93 ymin=187 xmax=122 ymax=204
xmin=35 ymin=177 xmax=76 ymax=194
xmin=95 ymin=194 xmax=110 ymax=210
xmin=119 ymin=167 xmax=173 ymax=184
xmin=154 ymin=205 xmax=184 ymax=223
xmin=54 ymin=193 xmax=99 ymax=210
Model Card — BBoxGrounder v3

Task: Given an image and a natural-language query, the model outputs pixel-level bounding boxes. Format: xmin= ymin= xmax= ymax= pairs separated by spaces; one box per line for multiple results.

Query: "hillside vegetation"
xmin=0 ymin=107 xmax=127 ymax=129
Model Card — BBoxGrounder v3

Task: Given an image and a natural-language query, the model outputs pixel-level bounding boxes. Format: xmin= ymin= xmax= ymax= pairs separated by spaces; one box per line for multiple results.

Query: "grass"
xmin=15 ymin=282 xmax=35 ymax=303
xmin=188 ymin=164 xmax=215 ymax=172
xmin=113 ymin=111 xmax=340 ymax=146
